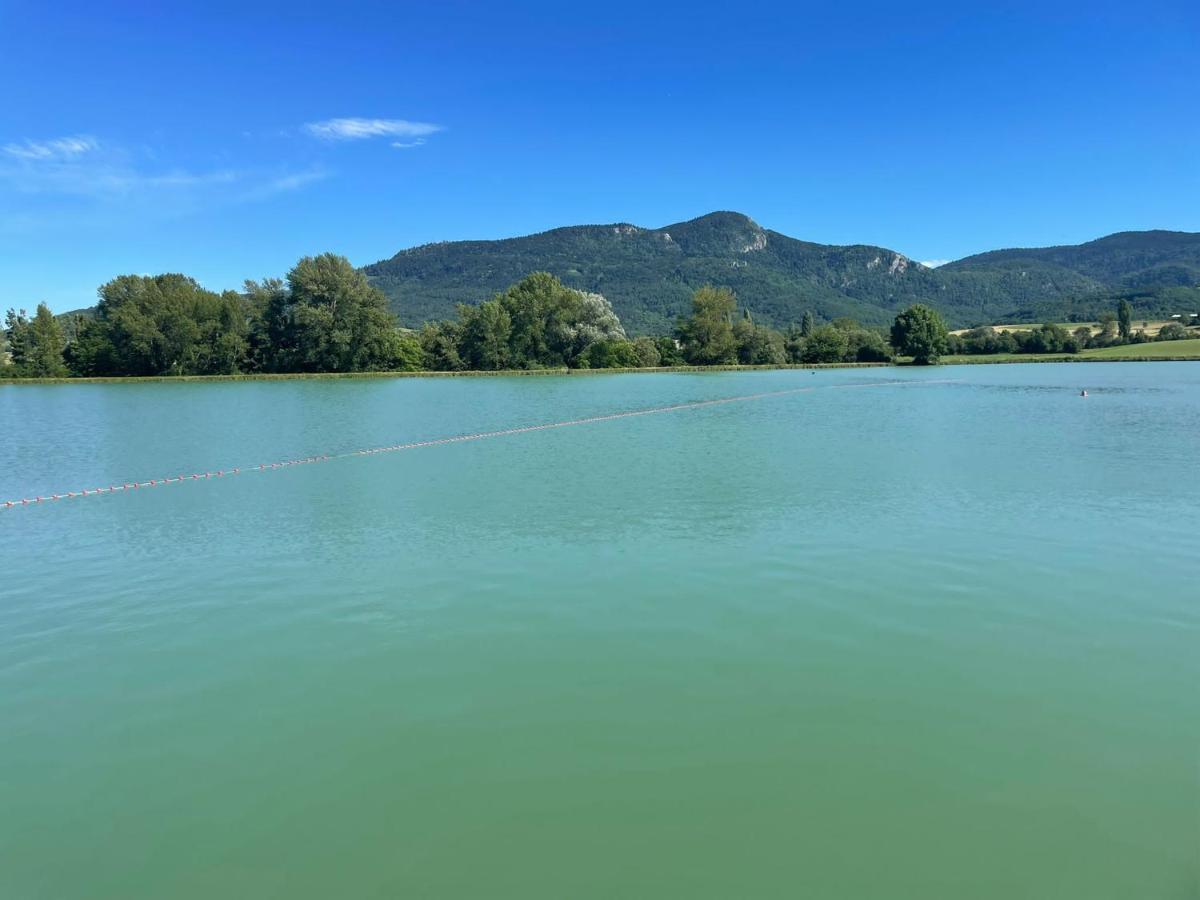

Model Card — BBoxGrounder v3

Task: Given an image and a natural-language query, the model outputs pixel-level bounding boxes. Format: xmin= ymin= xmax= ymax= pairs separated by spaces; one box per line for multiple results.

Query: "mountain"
xmin=363 ymin=214 xmax=1200 ymax=333
xmin=364 ymin=212 xmax=943 ymax=333
xmin=943 ymin=230 xmax=1200 ymax=287
xmin=941 ymin=230 xmax=1200 ymax=324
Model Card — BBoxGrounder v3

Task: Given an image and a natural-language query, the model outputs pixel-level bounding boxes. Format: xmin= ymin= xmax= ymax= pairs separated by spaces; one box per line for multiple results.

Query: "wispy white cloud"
xmin=2 ymin=134 xmax=99 ymax=161
xmin=0 ymin=136 xmax=234 ymax=197
xmin=920 ymin=259 xmax=951 ymax=268
xmin=0 ymin=134 xmax=328 ymax=232
xmin=242 ymin=168 xmax=330 ymax=200
xmin=304 ymin=117 xmax=442 ymax=145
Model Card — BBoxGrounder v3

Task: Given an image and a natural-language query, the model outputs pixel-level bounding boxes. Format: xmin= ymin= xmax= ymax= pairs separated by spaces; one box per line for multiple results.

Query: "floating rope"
xmin=1 ymin=378 xmax=959 ymax=510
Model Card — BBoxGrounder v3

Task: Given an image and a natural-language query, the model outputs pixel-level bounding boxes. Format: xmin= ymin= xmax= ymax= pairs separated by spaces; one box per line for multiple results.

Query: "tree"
xmin=548 ymin=289 xmax=625 ymax=365
xmin=801 ymin=325 xmax=848 ymax=363
xmin=679 ymin=285 xmax=737 ymax=365
xmin=630 ymin=336 xmax=662 ymax=368
xmin=800 ymin=310 xmax=815 ymax=337
xmin=271 ymin=254 xmax=403 ymax=372
xmin=783 ymin=325 xmax=806 ymax=363
xmin=582 ymin=338 xmax=642 ymax=368
xmin=1157 ymin=321 xmax=1190 ymax=341
xmin=422 ymin=273 xmax=627 ymax=370
xmin=843 ymin=327 xmax=891 ymax=362
xmin=458 ymin=300 xmax=512 ymax=370
xmin=890 ymin=304 xmax=949 ymax=364
xmin=732 ymin=311 xmax=755 ymax=362
xmin=488 ymin=273 xmax=624 ymax=367
xmin=243 ymin=278 xmax=290 ymax=372
xmin=736 ymin=322 xmax=787 ymax=364
xmin=394 ymin=334 xmax=424 ymax=371
xmin=70 ymin=274 xmax=248 ymax=376
xmin=4 ymin=308 xmax=32 ymax=372
xmin=1098 ymin=311 xmax=1117 ymax=342
xmin=1117 ymin=298 xmax=1132 ymax=342
xmin=24 ymin=304 xmax=68 ymax=376
xmin=419 ymin=320 xmax=464 ymax=371
xmin=4 ymin=305 xmax=66 ymax=376
xmin=653 ymin=336 xmax=684 ymax=367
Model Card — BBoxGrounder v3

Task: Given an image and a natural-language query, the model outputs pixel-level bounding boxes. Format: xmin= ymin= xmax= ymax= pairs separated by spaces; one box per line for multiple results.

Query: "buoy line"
xmin=1 ymin=378 xmax=960 ymax=511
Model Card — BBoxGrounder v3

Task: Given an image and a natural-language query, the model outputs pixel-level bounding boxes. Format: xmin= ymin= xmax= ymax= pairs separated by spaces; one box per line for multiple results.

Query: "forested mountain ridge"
xmin=362 ymin=213 xmax=1200 ymax=333
xmin=944 ymin=230 xmax=1200 ymax=287
xmin=364 ymin=212 xmax=950 ymax=333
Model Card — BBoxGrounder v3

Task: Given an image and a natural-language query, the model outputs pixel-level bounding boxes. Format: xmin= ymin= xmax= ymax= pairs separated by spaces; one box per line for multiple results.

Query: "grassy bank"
xmin=0 ymin=361 xmax=892 ymax=385
xmin=1080 ymin=338 xmax=1200 ymax=358
xmin=3 ymin=349 xmax=1197 ymax=385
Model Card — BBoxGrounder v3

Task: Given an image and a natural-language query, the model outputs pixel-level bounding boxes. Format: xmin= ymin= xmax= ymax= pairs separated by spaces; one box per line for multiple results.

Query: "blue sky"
xmin=2 ymin=0 xmax=1197 ymax=313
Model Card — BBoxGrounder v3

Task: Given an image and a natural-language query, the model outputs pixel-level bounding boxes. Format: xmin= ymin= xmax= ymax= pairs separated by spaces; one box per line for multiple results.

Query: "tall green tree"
xmin=1097 ymin=311 xmax=1117 ymax=342
xmin=255 ymin=254 xmax=402 ymax=373
xmin=842 ymin=326 xmax=891 ymax=362
xmin=428 ymin=273 xmax=626 ymax=370
xmin=451 ymin=273 xmax=625 ymax=369
xmin=4 ymin=305 xmax=67 ymax=376
xmin=679 ymin=285 xmax=737 ymax=365
xmin=653 ymin=336 xmax=685 ymax=366
xmin=802 ymin=325 xmax=848 ymax=363
xmin=4 ymin=308 xmax=32 ymax=372
xmin=890 ymin=304 xmax=949 ymax=364
xmin=581 ymin=338 xmax=643 ymax=369
xmin=735 ymin=321 xmax=787 ymax=364
xmin=68 ymin=274 xmax=247 ymax=376
xmin=458 ymin=300 xmax=513 ymax=370
xmin=546 ymin=289 xmax=625 ymax=365
xmin=1117 ymin=298 xmax=1132 ymax=342
xmin=800 ymin=310 xmax=815 ymax=337
xmin=783 ymin=325 xmax=806 ymax=363
xmin=243 ymin=278 xmax=290 ymax=372
xmin=24 ymin=304 xmax=68 ymax=376
xmin=630 ymin=336 xmax=662 ymax=368
xmin=419 ymin=320 xmax=465 ymax=371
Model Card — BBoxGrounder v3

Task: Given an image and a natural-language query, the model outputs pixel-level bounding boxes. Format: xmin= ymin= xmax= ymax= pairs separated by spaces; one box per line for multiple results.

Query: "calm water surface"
xmin=2 ymin=364 xmax=1197 ymax=898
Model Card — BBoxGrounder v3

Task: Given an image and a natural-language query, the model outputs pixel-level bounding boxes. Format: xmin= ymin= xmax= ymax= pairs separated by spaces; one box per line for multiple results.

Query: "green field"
xmin=940 ymin=338 xmax=1200 ymax=365
xmin=1081 ymin=338 xmax=1200 ymax=358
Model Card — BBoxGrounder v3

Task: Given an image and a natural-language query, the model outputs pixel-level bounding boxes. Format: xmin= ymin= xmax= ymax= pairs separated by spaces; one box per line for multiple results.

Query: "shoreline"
xmin=1 ymin=355 xmax=1197 ymax=385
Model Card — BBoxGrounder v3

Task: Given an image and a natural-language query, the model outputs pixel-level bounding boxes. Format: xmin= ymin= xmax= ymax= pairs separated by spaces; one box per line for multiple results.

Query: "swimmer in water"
xmin=1080 ymin=389 xmax=1088 ymax=397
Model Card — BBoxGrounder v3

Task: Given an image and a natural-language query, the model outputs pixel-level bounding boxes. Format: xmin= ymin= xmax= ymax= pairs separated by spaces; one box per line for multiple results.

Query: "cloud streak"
xmin=304 ymin=117 xmax=442 ymax=144
xmin=920 ymin=259 xmax=951 ymax=268
xmin=0 ymin=134 xmax=329 ymax=232
xmin=2 ymin=135 xmax=99 ymax=161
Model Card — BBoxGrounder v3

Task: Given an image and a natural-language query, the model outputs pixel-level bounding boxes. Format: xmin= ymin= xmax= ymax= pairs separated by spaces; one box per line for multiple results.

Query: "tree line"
xmin=3 ymin=255 xmax=961 ymax=378
xmin=946 ymin=298 xmax=1197 ymax=357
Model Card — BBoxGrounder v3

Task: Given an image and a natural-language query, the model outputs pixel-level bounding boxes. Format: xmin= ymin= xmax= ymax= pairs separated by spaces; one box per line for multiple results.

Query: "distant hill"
xmin=942 ymin=230 xmax=1200 ymax=324
xmin=944 ymin=230 xmax=1200 ymax=287
xmin=363 ymin=214 xmax=1200 ymax=333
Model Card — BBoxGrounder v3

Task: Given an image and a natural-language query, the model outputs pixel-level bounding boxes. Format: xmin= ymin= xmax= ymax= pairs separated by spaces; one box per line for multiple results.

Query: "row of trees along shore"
xmin=946 ymin=298 xmax=1194 ymax=355
xmin=2 ymin=255 xmax=1192 ymax=378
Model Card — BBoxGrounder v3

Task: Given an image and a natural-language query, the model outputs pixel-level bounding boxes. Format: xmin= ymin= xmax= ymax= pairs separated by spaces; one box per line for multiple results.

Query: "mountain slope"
xmin=363 ymin=215 xmax=1200 ymax=333
xmin=363 ymin=212 xmax=952 ymax=333
xmin=944 ymin=230 xmax=1200 ymax=287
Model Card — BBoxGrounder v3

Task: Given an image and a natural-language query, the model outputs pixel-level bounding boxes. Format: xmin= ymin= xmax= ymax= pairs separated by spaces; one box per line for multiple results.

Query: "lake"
xmin=1 ymin=363 xmax=1197 ymax=898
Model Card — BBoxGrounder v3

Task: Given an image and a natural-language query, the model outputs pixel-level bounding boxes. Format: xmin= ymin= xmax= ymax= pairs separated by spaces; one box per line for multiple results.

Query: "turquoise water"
xmin=2 ymin=364 xmax=1197 ymax=898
